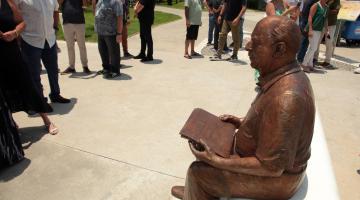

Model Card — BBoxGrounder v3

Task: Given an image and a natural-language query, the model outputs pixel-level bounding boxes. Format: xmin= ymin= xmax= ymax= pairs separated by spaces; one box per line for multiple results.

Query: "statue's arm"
xmin=190 ymin=140 xmax=283 ymax=177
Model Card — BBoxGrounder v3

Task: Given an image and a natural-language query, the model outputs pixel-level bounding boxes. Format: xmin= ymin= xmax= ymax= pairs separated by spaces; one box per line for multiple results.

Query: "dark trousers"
xmin=208 ymin=14 xmax=216 ymax=44
xmin=21 ymin=40 xmax=60 ymax=98
xmin=297 ymin=17 xmax=309 ymax=63
xmin=98 ymin=35 xmax=120 ymax=73
xmin=297 ymin=36 xmax=309 ymax=63
xmin=139 ymin=20 xmax=153 ymax=58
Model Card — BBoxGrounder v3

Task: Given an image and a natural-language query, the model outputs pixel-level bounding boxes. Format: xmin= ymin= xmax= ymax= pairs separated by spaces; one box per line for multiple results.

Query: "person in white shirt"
xmin=14 ymin=0 xmax=71 ymax=103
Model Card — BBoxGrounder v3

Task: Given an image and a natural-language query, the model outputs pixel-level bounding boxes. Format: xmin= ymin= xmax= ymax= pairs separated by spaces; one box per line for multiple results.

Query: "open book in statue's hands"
xmin=179 ymin=108 xmax=236 ymax=158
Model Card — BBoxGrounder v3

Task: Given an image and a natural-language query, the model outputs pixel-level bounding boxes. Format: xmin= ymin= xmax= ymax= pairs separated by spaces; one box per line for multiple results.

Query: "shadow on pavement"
xmin=19 ymin=125 xmax=48 ymax=150
xmin=332 ymin=54 xmax=359 ymax=64
xmin=141 ymin=59 xmax=163 ymax=65
xmin=229 ymin=59 xmax=248 ymax=65
xmin=49 ymin=98 xmax=78 ymax=115
xmin=120 ymin=64 xmax=134 ymax=69
xmin=106 ymin=72 xmax=132 ymax=81
xmin=0 ymin=158 xmax=31 ymax=182
xmin=69 ymin=72 xmax=98 ymax=79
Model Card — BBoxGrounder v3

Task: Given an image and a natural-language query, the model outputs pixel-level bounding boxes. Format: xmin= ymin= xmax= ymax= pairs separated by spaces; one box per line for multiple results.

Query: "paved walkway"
xmin=0 ymin=7 xmax=359 ymax=200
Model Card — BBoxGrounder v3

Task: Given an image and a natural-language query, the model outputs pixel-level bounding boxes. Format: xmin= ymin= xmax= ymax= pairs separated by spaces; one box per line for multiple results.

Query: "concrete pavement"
xmin=0 ymin=7 xmax=359 ymax=200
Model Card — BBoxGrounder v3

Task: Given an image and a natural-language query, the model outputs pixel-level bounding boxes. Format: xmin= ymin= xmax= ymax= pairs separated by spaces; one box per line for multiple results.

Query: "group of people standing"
xmin=60 ymin=0 xmax=155 ymax=78
xmin=184 ymin=0 xmax=340 ymax=75
xmin=184 ymin=0 xmax=247 ymax=61
xmin=0 ymin=0 xmax=156 ymax=168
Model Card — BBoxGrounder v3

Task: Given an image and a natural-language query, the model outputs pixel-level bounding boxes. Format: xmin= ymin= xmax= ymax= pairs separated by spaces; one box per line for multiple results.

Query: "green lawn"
xmin=158 ymin=0 xmax=207 ymax=10
xmin=57 ymin=8 xmax=181 ymax=42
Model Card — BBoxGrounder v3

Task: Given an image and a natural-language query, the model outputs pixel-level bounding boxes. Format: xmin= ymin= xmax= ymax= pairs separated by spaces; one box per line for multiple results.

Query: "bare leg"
xmin=39 ymin=113 xmax=58 ymax=135
xmin=190 ymin=40 xmax=195 ymax=54
xmin=185 ymin=40 xmax=190 ymax=55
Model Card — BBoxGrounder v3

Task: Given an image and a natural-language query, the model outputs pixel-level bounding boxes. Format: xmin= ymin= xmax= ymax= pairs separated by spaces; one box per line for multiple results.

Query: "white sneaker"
xmin=354 ymin=67 xmax=360 ymax=74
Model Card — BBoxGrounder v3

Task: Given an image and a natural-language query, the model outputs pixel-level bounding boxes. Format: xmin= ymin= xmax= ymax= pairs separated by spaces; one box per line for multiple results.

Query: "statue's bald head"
xmin=246 ymin=16 xmax=301 ymax=75
xmin=257 ymin=16 xmax=301 ymax=56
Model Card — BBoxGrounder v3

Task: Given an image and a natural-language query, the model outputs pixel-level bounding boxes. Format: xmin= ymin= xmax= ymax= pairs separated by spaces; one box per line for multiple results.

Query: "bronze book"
xmin=180 ymin=108 xmax=236 ymax=158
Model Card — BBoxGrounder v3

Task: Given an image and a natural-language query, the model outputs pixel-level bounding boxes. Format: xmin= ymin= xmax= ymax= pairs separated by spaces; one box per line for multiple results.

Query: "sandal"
xmin=184 ymin=54 xmax=192 ymax=59
xmin=45 ymin=123 xmax=59 ymax=135
xmin=191 ymin=52 xmax=201 ymax=56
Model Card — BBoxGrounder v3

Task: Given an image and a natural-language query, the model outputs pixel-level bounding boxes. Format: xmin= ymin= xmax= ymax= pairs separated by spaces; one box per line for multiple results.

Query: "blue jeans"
xmin=297 ymin=18 xmax=309 ymax=63
xmin=21 ymin=40 xmax=60 ymax=98
xmin=208 ymin=14 xmax=216 ymax=44
xmin=297 ymin=35 xmax=309 ymax=63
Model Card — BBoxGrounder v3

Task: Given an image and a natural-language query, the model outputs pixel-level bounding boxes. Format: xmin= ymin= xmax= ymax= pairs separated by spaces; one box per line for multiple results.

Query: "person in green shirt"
xmin=301 ymin=0 xmax=331 ymax=73
xmin=318 ymin=0 xmax=340 ymax=69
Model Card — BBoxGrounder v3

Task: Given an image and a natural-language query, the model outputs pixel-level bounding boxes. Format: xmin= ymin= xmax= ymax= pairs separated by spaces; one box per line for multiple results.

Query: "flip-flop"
xmin=184 ymin=54 xmax=192 ymax=59
xmin=46 ymin=123 xmax=59 ymax=135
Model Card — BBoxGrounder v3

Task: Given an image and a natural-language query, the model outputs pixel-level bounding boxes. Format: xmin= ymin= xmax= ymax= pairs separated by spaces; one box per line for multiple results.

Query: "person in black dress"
xmin=134 ymin=0 xmax=155 ymax=62
xmin=0 ymin=0 xmax=58 ymax=135
xmin=0 ymin=88 xmax=24 ymax=168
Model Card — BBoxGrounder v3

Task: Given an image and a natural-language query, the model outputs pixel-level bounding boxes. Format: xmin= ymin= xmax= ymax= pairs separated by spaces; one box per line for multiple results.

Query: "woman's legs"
xmin=39 ymin=113 xmax=58 ymax=135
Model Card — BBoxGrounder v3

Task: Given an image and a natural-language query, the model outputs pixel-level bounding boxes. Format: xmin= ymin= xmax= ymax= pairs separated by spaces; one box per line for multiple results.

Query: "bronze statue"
xmin=171 ymin=16 xmax=316 ymax=200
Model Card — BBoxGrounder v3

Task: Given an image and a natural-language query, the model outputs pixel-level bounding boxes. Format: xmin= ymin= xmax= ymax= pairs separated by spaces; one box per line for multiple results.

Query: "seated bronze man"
xmin=171 ymin=16 xmax=315 ymax=200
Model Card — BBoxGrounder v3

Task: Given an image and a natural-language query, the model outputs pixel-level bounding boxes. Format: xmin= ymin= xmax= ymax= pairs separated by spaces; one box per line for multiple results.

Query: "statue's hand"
xmin=189 ymin=139 xmax=220 ymax=166
xmin=219 ymin=114 xmax=242 ymax=128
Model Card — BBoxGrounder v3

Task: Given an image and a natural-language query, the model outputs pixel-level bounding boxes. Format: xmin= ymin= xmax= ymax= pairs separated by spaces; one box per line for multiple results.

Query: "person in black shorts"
xmin=184 ymin=0 xmax=203 ymax=59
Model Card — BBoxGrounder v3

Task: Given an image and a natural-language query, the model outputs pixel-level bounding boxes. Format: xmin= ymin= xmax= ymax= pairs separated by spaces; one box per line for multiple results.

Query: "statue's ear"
xmin=273 ymin=42 xmax=286 ymax=58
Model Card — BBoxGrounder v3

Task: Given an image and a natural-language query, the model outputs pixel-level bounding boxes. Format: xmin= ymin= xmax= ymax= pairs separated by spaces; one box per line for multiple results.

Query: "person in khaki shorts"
xmin=211 ymin=0 xmax=246 ymax=61
xmin=59 ymin=0 xmax=90 ymax=74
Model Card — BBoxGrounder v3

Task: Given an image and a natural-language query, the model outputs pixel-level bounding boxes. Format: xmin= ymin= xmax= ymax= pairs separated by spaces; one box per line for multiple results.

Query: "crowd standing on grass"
xmin=0 ymin=0 xmax=353 ymax=170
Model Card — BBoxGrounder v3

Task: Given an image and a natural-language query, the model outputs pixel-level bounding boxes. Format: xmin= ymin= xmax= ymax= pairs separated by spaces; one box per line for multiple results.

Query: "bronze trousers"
xmin=184 ymin=161 xmax=305 ymax=200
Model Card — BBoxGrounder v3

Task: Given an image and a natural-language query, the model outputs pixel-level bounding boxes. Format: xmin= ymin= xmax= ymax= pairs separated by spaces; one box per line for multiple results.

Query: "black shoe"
xmin=133 ymin=54 xmax=146 ymax=59
xmin=104 ymin=72 xmax=121 ymax=79
xmin=141 ymin=57 xmax=154 ymax=62
xmin=83 ymin=66 xmax=91 ymax=74
xmin=61 ymin=67 xmax=76 ymax=75
xmin=97 ymin=69 xmax=108 ymax=75
xmin=123 ymin=52 xmax=133 ymax=58
xmin=50 ymin=95 xmax=71 ymax=104
xmin=226 ymin=55 xmax=238 ymax=61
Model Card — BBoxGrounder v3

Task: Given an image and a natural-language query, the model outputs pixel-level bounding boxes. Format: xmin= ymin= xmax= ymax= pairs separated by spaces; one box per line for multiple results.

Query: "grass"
xmin=157 ymin=0 xmax=207 ymax=11
xmin=57 ymin=8 xmax=181 ymax=42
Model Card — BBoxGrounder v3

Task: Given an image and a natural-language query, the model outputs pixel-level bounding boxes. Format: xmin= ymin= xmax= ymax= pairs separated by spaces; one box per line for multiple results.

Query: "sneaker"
xmin=133 ymin=54 xmax=146 ymax=59
xmin=83 ymin=66 xmax=91 ymax=74
xmin=319 ymin=61 xmax=331 ymax=67
xmin=97 ymin=69 xmax=108 ymax=75
xmin=141 ymin=56 xmax=154 ymax=62
xmin=354 ymin=67 xmax=360 ymax=74
xmin=50 ymin=95 xmax=71 ymax=104
xmin=323 ymin=64 xmax=337 ymax=70
xmin=104 ymin=72 xmax=121 ymax=79
xmin=226 ymin=54 xmax=238 ymax=61
xmin=210 ymin=54 xmax=222 ymax=61
xmin=223 ymin=47 xmax=232 ymax=53
xmin=123 ymin=52 xmax=133 ymax=58
xmin=61 ymin=67 xmax=76 ymax=75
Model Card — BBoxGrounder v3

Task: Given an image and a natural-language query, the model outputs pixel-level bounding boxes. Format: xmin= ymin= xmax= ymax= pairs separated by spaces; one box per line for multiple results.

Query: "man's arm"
xmin=92 ymin=0 xmax=96 ymax=15
xmin=217 ymin=1 xmax=226 ymax=24
xmin=134 ymin=1 xmax=144 ymax=15
xmin=308 ymin=4 xmax=317 ymax=37
xmin=116 ymin=15 xmax=123 ymax=43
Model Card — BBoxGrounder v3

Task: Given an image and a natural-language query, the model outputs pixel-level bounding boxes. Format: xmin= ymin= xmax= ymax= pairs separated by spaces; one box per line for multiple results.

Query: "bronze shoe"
xmin=171 ymin=186 xmax=185 ymax=199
